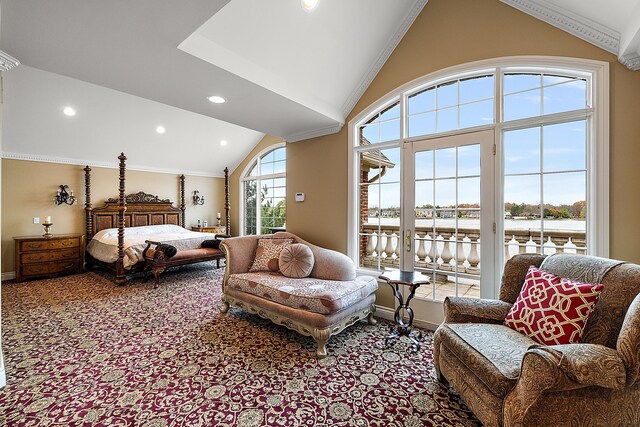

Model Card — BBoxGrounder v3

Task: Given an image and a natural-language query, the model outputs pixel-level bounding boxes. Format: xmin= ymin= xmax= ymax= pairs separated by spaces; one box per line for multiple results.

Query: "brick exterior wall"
xmin=360 ymin=168 xmax=370 ymax=266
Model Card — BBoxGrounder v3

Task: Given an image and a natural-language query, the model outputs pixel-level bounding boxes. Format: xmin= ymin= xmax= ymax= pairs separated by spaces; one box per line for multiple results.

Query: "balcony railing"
xmin=361 ymin=223 xmax=586 ymax=274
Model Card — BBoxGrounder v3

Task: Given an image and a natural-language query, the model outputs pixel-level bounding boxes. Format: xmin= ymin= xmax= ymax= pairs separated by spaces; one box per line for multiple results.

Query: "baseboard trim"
xmin=1 ymin=272 xmax=15 ymax=281
xmin=0 ymin=366 xmax=5 ymax=389
xmin=374 ymin=305 xmax=395 ymax=321
xmin=374 ymin=305 xmax=440 ymax=331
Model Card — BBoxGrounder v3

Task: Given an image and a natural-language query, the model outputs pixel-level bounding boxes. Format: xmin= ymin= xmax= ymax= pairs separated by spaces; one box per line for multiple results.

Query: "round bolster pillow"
xmin=279 ymin=243 xmax=315 ymax=278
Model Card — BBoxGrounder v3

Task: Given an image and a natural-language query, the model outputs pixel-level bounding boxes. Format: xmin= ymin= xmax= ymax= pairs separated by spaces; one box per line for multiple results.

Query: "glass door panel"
xmin=403 ymin=130 xmax=495 ymax=315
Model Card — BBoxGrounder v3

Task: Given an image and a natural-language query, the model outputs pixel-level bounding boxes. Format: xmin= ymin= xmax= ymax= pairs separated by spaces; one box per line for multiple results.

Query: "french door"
xmin=401 ymin=129 xmax=496 ymax=326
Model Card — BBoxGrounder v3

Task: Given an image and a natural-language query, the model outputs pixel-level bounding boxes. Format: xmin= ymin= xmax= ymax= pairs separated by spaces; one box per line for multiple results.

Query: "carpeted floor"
xmin=0 ymin=264 xmax=480 ymax=427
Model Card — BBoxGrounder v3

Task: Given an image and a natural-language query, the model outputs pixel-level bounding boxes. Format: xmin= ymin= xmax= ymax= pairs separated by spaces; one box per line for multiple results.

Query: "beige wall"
xmin=1 ymin=159 xmax=225 ymax=273
xmin=228 ymin=135 xmax=286 ymax=237
xmin=287 ymin=0 xmax=640 ymax=307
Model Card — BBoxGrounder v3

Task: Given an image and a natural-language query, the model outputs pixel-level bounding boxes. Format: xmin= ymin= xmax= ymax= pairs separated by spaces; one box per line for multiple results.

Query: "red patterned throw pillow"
xmin=503 ymin=266 xmax=604 ymax=346
xmin=249 ymin=238 xmax=294 ymax=273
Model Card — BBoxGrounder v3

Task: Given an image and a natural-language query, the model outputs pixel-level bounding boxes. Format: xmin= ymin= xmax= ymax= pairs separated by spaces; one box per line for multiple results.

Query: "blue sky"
xmin=361 ymin=73 xmax=588 ymax=211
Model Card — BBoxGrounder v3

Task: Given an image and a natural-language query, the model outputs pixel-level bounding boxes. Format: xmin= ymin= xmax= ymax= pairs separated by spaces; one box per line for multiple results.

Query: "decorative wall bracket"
xmin=193 ymin=190 xmax=205 ymax=205
xmin=54 ymin=185 xmax=76 ymax=206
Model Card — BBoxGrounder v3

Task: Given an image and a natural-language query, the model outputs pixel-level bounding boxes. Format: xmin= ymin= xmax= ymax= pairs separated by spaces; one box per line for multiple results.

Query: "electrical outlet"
xmin=33 ymin=217 xmax=40 ymax=224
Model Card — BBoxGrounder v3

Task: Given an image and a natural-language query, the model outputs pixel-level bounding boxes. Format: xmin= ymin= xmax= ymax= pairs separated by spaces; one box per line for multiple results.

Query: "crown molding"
xmin=1 ymin=152 xmax=226 ymax=178
xmin=500 ymin=0 xmax=620 ymax=55
xmin=340 ymin=0 xmax=428 ymax=117
xmin=619 ymin=52 xmax=640 ymax=71
xmin=0 ymin=51 xmax=20 ymax=71
xmin=284 ymin=123 xmax=344 ymax=143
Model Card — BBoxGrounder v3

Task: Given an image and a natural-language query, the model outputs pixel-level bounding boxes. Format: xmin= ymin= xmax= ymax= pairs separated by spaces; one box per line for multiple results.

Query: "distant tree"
xmin=571 ymin=200 xmax=587 ymax=219
xmin=260 ymin=191 xmax=286 ymax=233
xmin=510 ymin=203 xmax=526 ymax=217
xmin=244 ymin=180 xmax=257 ymax=233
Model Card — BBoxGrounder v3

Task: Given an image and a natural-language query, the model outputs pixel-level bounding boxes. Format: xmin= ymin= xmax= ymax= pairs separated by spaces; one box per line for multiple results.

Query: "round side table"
xmin=379 ymin=270 xmax=430 ymax=352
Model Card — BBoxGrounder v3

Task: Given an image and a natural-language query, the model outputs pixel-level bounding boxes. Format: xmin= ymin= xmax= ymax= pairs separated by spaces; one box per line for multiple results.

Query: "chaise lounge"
xmin=220 ymin=232 xmax=378 ymax=357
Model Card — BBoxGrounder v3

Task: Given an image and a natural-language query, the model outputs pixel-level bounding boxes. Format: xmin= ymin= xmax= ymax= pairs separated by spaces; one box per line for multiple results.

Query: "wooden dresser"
xmin=191 ymin=226 xmax=226 ymax=234
xmin=14 ymin=234 xmax=85 ymax=282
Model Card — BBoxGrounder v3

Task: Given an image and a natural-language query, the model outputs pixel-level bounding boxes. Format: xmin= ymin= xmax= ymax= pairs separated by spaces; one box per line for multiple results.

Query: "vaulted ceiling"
xmin=0 ymin=0 xmax=638 ymax=176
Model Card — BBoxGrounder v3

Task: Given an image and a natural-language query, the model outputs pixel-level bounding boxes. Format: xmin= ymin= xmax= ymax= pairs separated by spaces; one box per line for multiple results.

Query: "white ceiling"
xmin=0 ymin=0 xmax=426 ymax=175
xmin=2 ymin=65 xmax=264 ymax=177
xmin=180 ymin=0 xmax=421 ymax=124
xmin=1 ymin=0 xmax=639 ymax=176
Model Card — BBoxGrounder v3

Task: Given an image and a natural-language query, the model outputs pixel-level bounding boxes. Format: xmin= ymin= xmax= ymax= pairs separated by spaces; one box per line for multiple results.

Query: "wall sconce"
xmin=193 ymin=190 xmax=205 ymax=205
xmin=54 ymin=185 xmax=77 ymax=206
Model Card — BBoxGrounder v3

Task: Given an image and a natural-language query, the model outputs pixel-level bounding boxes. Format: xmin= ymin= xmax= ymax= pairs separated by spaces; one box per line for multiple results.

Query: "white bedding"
xmin=87 ymin=224 xmax=217 ymax=269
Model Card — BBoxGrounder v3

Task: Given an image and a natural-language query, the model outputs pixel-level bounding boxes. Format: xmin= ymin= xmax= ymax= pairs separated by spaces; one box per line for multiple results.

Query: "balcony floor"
xmin=414 ymin=281 xmax=480 ymax=300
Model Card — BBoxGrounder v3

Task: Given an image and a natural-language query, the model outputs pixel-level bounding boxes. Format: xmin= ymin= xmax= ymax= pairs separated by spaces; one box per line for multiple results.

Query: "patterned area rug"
xmin=0 ymin=264 xmax=480 ymax=426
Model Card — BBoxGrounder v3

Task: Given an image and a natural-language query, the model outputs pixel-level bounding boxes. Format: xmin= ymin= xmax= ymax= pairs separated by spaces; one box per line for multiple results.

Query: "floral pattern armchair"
xmin=433 ymin=253 xmax=640 ymax=427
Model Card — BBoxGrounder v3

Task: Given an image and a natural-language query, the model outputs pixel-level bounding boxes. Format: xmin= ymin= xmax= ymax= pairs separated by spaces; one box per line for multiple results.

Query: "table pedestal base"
xmin=386 ymin=324 xmax=423 ymax=352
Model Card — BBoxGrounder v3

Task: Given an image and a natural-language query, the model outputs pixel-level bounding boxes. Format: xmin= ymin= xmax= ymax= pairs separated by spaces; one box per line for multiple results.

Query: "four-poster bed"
xmin=84 ymin=152 xmax=231 ymax=284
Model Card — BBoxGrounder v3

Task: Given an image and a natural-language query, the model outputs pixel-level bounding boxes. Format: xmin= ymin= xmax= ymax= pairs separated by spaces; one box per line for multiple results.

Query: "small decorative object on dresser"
xmin=14 ymin=234 xmax=85 ymax=282
xmin=42 ymin=221 xmax=53 ymax=237
xmin=191 ymin=225 xmax=226 ymax=235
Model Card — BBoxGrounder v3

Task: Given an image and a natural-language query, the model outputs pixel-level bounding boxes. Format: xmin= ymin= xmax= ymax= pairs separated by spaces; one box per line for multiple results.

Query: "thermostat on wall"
xmin=295 ymin=192 xmax=305 ymax=202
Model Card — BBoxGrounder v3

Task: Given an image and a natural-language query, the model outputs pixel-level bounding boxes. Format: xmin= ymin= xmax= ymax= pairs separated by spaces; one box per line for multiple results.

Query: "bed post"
xmin=84 ymin=166 xmax=93 ymax=241
xmin=179 ymin=174 xmax=186 ymax=228
xmin=224 ymin=167 xmax=230 ymax=236
xmin=115 ymin=152 xmax=127 ymax=285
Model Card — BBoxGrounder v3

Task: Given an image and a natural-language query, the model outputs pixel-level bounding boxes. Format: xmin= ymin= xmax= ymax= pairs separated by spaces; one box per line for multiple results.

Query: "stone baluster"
xmin=504 ymin=234 xmax=513 ymax=260
xmin=365 ymin=233 xmax=376 ymax=261
xmin=428 ymin=230 xmax=439 ymax=268
xmin=416 ymin=231 xmax=428 ymax=268
xmin=513 ymin=232 xmax=530 ymax=254
xmin=439 ymin=232 xmax=454 ymax=271
xmin=383 ymin=229 xmax=395 ymax=266
xmin=456 ymin=232 xmax=466 ymax=272
xmin=467 ymin=232 xmax=480 ymax=274
xmin=393 ymin=233 xmax=401 ymax=266
xmin=375 ymin=230 xmax=384 ymax=260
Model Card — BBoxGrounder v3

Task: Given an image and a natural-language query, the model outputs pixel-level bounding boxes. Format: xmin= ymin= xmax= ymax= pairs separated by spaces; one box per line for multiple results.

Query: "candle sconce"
xmin=193 ymin=190 xmax=205 ymax=205
xmin=54 ymin=185 xmax=77 ymax=206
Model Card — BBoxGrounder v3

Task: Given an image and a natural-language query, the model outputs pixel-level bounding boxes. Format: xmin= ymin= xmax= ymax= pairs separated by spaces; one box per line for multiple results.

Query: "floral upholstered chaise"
xmin=220 ymin=232 xmax=378 ymax=357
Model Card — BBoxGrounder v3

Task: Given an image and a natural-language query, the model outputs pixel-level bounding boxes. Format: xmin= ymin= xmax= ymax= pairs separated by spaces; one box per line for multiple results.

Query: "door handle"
xmin=405 ymin=229 xmax=412 ymax=252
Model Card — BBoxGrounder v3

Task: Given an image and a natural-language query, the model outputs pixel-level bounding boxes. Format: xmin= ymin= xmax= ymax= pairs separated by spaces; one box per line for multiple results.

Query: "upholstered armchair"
xmin=433 ymin=253 xmax=640 ymax=427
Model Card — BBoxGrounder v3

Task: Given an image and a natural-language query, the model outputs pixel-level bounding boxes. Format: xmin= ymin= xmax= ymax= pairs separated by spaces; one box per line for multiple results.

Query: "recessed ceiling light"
xmin=156 ymin=126 xmax=166 ymax=134
xmin=63 ymin=106 xmax=76 ymax=116
xmin=301 ymin=0 xmax=319 ymax=12
xmin=207 ymin=95 xmax=226 ymax=104
xmin=220 ymin=140 xmax=228 ymax=146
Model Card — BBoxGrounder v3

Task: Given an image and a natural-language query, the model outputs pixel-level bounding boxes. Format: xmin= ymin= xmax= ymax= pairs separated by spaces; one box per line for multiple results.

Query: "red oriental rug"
xmin=0 ymin=264 xmax=480 ymax=426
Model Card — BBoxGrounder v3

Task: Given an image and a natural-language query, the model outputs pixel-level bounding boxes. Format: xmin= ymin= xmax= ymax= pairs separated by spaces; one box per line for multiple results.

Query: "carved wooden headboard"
xmin=91 ymin=191 xmax=183 ymax=234
xmin=83 ymin=161 xmax=186 ymax=242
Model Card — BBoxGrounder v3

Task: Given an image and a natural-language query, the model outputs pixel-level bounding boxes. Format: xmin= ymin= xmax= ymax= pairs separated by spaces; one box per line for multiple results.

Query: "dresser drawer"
xmin=21 ymin=260 xmax=80 ymax=276
xmin=21 ymin=248 xmax=79 ymax=264
xmin=52 ymin=238 xmax=80 ymax=249
xmin=20 ymin=240 xmax=51 ymax=252
xmin=20 ymin=238 xmax=80 ymax=252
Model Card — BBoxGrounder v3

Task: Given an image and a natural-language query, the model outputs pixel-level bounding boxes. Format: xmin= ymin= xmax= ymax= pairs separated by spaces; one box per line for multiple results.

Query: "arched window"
xmin=348 ymin=57 xmax=608 ymax=308
xmin=241 ymin=144 xmax=286 ymax=235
